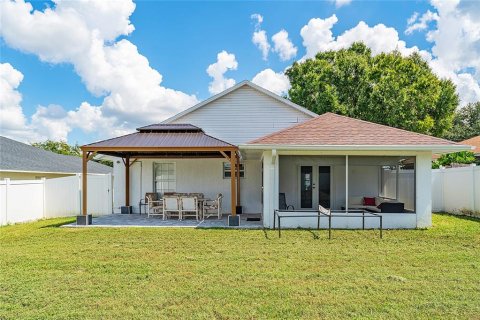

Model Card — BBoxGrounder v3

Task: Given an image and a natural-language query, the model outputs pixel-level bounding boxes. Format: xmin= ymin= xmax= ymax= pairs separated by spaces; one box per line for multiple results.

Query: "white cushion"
xmin=365 ymin=206 xmax=381 ymax=212
xmin=318 ymin=205 xmax=330 ymax=215
xmin=375 ymin=197 xmax=383 ymax=206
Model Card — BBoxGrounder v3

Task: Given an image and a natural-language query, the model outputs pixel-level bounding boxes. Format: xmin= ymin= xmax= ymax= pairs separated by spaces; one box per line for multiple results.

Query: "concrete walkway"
xmin=63 ymin=213 xmax=263 ymax=229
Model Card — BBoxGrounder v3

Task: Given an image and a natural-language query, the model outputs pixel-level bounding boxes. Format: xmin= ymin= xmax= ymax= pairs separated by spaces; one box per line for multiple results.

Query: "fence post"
xmin=42 ymin=178 xmax=46 ymax=219
xmin=441 ymin=167 xmax=446 ymax=212
xmin=5 ymin=178 xmax=10 ymax=224
xmin=77 ymin=174 xmax=82 ymax=216
xmin=472 ymin=165 xmax=477 ymax=212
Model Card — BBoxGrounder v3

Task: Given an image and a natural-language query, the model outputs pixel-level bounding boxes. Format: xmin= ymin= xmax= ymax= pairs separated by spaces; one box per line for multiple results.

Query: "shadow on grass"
xmin=262 ymin=228 xmax=270 ymax=240
xmin=435 ymin=212 xmax=480 ymax=223
xmin=40 ymin=219 xmax=75 ymax=228
xmin=307 ymin=229 xmax=320 ymax=240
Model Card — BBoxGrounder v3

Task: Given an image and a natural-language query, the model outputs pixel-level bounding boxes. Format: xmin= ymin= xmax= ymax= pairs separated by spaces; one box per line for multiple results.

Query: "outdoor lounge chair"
xmin=163 ymin=196 xmax=181 ymax=220
xmin=203 ymin=193 xmax=223 ymax=219
xmin=180 ymin=196 xmax=199 ymax=220
xmin=146 ymin=194 xmax=163 ymax=218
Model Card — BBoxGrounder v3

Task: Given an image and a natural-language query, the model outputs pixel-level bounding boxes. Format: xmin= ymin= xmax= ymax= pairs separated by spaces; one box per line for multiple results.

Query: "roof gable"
xmin=248 ymin=113 xmax=467 ymax=149
xmin=162 ymin=80 xmax=317 ymax=123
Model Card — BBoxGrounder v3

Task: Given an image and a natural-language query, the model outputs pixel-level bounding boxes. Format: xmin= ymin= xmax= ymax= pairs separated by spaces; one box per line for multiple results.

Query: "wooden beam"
xmin=82 ymin=151 xmax=88 ymax=216
xmin=236 ymin=153 xmax=240 ymax=206
xmin=230 ymin=150 xmax=237 ymax=216
xmin=129 ymin=158 xmax=139 ymax=167
xmin=81 ymin=146 xmax=238 ymax=152
xmin=220 ymin=151 xmax=231 ymax=161
xmin=125 ymin=154 xmax=130 ymax=207
xmin=87 ymin=151 xmax=97 ymax=162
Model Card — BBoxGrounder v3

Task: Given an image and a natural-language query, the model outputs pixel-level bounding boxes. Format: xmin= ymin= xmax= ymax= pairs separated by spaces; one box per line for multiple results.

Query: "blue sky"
xmin=1 ymin=0 xmax=479 ymax=144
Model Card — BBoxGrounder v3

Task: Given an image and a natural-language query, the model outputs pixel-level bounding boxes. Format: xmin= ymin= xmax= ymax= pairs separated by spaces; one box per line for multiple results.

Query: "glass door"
xmin=300 ymin=166 xmax=313 ymax=208
xmin=318 ymin=166 xmax=331 ymax=208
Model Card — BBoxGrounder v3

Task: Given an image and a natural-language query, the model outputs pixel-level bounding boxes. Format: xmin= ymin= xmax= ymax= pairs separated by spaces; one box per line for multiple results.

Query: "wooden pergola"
xmin=79 ymin=124 xmax=241 ymax=223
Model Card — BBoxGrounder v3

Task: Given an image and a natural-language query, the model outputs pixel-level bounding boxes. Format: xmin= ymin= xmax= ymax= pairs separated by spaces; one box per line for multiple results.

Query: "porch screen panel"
xmin=154 ymin=163 xmax=176 ymax=194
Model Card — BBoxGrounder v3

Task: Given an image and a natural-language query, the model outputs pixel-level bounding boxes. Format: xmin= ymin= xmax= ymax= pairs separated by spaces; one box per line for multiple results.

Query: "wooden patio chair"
xmin=180 ymin=196 xmax=199 ymax=221
xmin=203 ymin=193 xmax=223 ymax=219
xmin=147 ymin=194 xmax=163 ymax=218
xmin=139 ymin=192 xmax=158 ymax=215
xmin=163 ymin=196 xmax=181 ymax=220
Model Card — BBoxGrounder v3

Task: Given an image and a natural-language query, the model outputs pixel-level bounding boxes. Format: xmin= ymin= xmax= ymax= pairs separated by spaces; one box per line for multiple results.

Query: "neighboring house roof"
xmin=460 ymin=136 xmax=480 ymax=154
xmin=83 ymin=124 xmax=235 ymax=149
xmin=244 ymin=113 xmax=470 ymax=152
xmin=0 ymin=136 xmax=112 ymax=174
xmin=162 ymin=80 xmax=317 ymax=124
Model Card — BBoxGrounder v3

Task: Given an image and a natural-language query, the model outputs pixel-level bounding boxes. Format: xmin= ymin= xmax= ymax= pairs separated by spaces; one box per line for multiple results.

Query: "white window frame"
xmin=223 ymin=162 xmax=245 ymax=179
xmin=153 ymin=162 xmax=176 ymax=194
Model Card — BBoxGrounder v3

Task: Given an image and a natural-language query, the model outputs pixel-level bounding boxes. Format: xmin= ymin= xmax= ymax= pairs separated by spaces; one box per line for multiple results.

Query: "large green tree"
xmin=32 ymin=140 xmax=81 ymax=156
xmin=286 ymin=42 xmax=459 ymax=136
xmin=443 ymin=102 xmax=480 ymax=142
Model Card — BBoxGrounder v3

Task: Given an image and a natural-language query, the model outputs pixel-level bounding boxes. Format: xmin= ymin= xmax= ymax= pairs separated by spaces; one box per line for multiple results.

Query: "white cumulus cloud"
xmin=299 ymin=6 xmax=480 ymax=106
xmin=252 ymin=69 xmax=291 ymax=96
xmin=301 ymin=15 xmax=430 ymax=60
xmin=0 ymin=63 xmax=32 ymax=141
xmin=272 ymin=30 xmax=297 ymax=61
xmin=405 ymin=10 xmax=439 ymax=35
xmin=251 ymin=13 xmax=271 ymax=60
xmin=0 ymin=0 xmax=198 ymax=143
xmin=410 ymin=0 xmax=480 ymax=105
xmin=206 ymin=50 xmax=238 ymax=95
xmin=334 ymin=0 xmax=352 ymax=8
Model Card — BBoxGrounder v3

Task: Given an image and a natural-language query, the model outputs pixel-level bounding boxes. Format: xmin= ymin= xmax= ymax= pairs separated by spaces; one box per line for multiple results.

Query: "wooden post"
xmin=236 ymin=154 xmax=240 ymax=206
xmin=125 ymin=154 xmax=130 ymax=206
xmin=82 ymin=151 xmax=88 ymax=216
xmin=345 ymin=155 xmax=349 ymax=211
xmin=230 ymin=151 xmax=237 ymax=216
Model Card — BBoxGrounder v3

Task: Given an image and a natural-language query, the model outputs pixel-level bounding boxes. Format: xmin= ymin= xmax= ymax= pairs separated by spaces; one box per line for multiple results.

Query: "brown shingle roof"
xmin=249 ymin=113 xmax=463 ymax=146
xmin=460 ymin=136 xmax=480 ymax=153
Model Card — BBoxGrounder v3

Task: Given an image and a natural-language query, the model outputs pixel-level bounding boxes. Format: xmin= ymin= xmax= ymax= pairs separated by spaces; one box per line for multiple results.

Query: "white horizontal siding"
xmin=169 ymin=86 xmax=313 ymax=145
xmin=114 ymin=158 xmax=263 ymax=214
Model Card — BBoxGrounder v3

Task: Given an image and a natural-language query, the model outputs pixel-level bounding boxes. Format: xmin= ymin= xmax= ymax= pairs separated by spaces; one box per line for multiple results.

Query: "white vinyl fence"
xmin=432 ymin=165 xmax=479 ymax=213
xmin=1 ymin=173 xmax=112 ymax=226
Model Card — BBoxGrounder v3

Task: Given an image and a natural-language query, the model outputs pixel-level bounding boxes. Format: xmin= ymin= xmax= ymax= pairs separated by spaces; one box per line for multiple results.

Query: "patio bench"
xmin=273 ymin=209 xmax=383 ymax=239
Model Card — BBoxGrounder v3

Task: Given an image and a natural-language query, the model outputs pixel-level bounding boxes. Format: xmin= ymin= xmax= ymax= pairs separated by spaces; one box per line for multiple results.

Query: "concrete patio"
xmin=63 ymin=213 xmax=263 ymax=228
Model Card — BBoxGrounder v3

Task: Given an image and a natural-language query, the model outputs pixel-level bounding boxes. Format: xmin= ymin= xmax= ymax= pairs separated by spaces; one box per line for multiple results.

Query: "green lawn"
xmin=1 ymin=214 xmax=479 ymax=319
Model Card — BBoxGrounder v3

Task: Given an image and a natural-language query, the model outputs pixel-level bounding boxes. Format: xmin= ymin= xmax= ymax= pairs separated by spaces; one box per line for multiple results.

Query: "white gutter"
xmin=239 ymin=144 xmax=472 ymax=153
xmin=0 ymin=169 xmax=110 ymax=175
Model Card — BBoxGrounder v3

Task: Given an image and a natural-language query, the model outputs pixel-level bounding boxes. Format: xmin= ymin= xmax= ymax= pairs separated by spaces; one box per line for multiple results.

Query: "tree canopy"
xmin=32 ymin=140 xmax=113 ymax=167
xmin=286 ymin=42 xmax=459 ymax=137
xmin=432 ymin=151 xmax=476 ymax=169
xmin=32 ymin=140 xmax=81 ymax=156
xmin=443 ymin=102 xmax=480 ymax=142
